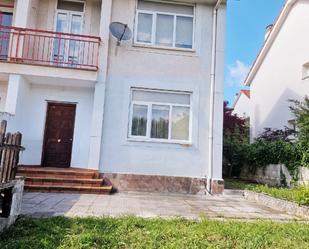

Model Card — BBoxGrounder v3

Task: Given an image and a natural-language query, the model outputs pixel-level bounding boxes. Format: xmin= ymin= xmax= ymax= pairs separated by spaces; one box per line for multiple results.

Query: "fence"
xmin=0 ymin=120 xmax=24 ymax=186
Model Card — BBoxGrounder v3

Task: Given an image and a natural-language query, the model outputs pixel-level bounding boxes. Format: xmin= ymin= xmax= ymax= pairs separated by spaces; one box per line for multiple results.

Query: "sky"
xmin=224 ymin=0 xmax=286 ymax=105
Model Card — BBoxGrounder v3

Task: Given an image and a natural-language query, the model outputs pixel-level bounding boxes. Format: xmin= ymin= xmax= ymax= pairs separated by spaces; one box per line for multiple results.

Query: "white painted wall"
xmin=250 ymin=0 xmax=309 ymax=138
xmin=232 ymin=93 xmax=250 ymax=119
xmin=99 ymin=1 xmax=226 ymax=178
xmin=6 ymin=76 xmax=94 ymax=168
xmin=0 ymin=82 xmax=8 ymax=112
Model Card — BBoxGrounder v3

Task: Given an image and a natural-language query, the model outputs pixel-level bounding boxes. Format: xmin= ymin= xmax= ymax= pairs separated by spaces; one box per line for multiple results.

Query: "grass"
xmin=225 ymin=179 xmax=309 ymax=206
xmin=0 ymin=216 xmax=309 ymax=249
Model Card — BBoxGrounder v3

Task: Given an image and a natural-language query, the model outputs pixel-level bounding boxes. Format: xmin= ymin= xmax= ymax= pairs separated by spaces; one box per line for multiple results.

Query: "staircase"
xmin=17 ymin=166 xmax=113 ymax=194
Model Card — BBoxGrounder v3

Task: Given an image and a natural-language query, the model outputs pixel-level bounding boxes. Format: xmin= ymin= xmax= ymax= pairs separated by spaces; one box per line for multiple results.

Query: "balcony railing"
xmin=0 ymin=26 xmax=101 ymax=71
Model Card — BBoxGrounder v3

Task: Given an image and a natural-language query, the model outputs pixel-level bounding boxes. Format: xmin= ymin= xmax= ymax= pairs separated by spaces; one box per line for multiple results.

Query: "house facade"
xmin=0 ymin=0 xmax=226 ymax=194
xmin=232 ymin=90 xmax=250 ymax=119
xmin=245 ymin=0 xmax=309 ymax=139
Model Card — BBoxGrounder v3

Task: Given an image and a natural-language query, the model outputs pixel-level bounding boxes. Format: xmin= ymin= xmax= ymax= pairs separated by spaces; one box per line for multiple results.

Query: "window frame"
xmin=128 ymin=88 xmax=193 ymax=144
xmin=134 ymin=2 xmax=195 ymax=50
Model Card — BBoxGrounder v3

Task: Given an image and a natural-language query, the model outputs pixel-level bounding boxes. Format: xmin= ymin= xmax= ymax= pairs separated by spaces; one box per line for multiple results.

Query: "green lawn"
xmin=225 ymin=179 xmax=309 ymax=206
xmin=0 ymin=216 xmax=309 ymax=249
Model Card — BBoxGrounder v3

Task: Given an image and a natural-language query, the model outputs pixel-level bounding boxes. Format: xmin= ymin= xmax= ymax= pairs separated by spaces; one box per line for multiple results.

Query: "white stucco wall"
xmin=99 ymin=1 xmax=226 ymax=178
xmin=6 ymin=76 xmax=94 ymax=168
xmin=250 ymin=0 xmax=309 ymax=138
xmin=232 ymin=93 xmax=250 ymax=118
xmin=0 ymin=82 xmax=8 ymax=112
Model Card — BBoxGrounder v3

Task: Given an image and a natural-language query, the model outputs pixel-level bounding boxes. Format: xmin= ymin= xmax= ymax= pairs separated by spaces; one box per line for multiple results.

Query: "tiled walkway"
xmin=21 ymin=191 xmax=302 ymax=221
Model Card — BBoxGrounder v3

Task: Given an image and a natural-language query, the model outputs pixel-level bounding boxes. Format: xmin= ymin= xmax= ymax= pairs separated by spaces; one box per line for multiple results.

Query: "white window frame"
xmin=134 ymin=1 xmax=195 ymax=50
xmin=53 ymin=1 xmax=85 ymax=65
xmin=128 ymin=88 xmax=193 ymax=144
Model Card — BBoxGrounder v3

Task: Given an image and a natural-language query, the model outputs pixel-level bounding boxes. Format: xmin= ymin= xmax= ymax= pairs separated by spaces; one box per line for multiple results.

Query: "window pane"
xmin=156 ymin=14 xmax=174 ymax=47
xmin=69 ymin=15 xmax=83 ymax=64
xmin=54 ymin=13 xmax=68 ymax=60
xmin=137 ymin=13 xmax=153 ymax=43
xmin=0 ymin=12 xmax=13 ymax=59
xmin=151 ymin=105 xmax=169 ymax=139
xmin=71 ymin=15 xmax=82 ymax=34
xmin=131 ymin=105 xmax=148 ymax=136
xmin=55 ymin=13 xmax=68 ymax=33
xmin=176 ymin=16 xmax=193 ymax=49
xmin=132 ymin=90 xmax=190 ymax=105
xmin=171 ymin=106 xmax=190 ymax=140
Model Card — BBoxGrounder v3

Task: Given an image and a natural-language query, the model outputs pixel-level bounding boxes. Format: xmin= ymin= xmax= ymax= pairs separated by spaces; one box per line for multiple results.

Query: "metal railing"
xmin=0 ymin=26 xmax=101 ymax=71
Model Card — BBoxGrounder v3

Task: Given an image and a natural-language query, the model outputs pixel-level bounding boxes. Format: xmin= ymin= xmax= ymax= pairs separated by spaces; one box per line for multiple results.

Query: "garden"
xmin=223 ymin=97 xmax=309 ymax=205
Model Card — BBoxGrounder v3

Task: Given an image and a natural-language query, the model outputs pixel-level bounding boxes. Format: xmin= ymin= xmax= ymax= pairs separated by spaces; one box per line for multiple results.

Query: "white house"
xmin=245 ymin=0 xmax=309 ymax=139
xmin=0 ymin=0 xmax=226 ymax=194
xmin=232 ymin=89 xmax=250 ymax=119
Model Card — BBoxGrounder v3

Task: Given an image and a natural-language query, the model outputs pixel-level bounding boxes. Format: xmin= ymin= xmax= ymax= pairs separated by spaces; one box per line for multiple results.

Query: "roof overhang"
xmin=244 ymin=0 xmax=297 ymax=86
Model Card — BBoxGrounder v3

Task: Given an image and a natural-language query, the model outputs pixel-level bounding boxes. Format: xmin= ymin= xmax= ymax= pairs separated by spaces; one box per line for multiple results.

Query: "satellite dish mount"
xmin=109 ymin=22 xmax=132 ymax=46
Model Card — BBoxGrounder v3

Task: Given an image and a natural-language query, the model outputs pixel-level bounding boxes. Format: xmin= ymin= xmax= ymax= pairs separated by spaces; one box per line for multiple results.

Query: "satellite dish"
xmin=109 ymin=22 xmax=132 ymax=46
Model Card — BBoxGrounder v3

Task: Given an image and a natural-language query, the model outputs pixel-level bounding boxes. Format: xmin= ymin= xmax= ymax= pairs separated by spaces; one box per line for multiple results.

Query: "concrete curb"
xmin=0 ymin=178 xmax=25 ymax=232
xmin=244 ymin=190 xmax=309 ymax=219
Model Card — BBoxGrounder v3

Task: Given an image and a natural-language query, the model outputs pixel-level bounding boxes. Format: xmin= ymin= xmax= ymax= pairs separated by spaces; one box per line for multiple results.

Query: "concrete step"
xmin=24 ymin=184 xmax=113 ymax=194
xmin=25 ymin=177 xmax=105 ymax=188
xmin=17 ymin=166 xmax=99 ymax=180
xmin=17 ymin=166 xmax=114 ymax=195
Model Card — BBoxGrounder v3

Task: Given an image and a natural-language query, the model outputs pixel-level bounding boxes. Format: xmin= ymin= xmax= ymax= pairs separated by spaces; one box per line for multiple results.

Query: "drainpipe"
xmin=207 ymin=0 xmax=223 ymax=194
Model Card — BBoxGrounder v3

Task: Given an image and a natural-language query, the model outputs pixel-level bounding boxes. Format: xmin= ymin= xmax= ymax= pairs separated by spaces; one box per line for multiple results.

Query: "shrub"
xmin=223 ymin=97 xmax=309 ymax=180
xmin=223 ymin=101 xmax=249 ymax=177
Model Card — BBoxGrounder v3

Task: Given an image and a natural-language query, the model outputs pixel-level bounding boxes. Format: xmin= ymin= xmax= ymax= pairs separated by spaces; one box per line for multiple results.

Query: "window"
xmin=129 ymin=89 xmax=192 ymax=143
xmin=0 ymin=12 xmax=13 ymax=60
xmin=135 ymin=0 xmax=194 ymax=49
xmin=54 ymin=0 xmax=84 ymax=65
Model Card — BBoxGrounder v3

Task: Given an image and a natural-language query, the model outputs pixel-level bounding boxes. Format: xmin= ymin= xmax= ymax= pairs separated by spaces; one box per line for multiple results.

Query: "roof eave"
xmin=244 ymin=0 xmax=297 ymax=87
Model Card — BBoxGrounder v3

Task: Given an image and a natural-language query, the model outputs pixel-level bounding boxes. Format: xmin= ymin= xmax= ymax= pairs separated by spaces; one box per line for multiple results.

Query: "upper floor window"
xmin=135 ymin=0 xmax=194 ymax=49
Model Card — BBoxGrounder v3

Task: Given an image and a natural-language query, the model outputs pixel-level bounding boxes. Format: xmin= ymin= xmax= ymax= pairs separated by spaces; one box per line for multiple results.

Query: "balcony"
xmin=0 ymin=26 xmax=101 ymax=71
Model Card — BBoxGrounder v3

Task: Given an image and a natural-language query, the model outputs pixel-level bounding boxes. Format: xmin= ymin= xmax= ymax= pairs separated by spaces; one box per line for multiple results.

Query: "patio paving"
xmin=21 ymin=191 xmax=304 ymax=221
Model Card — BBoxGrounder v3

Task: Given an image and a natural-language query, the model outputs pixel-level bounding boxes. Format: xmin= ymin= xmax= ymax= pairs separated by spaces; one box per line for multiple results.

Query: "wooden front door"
xmin=42 ymin=103 xmax=76 ymax=168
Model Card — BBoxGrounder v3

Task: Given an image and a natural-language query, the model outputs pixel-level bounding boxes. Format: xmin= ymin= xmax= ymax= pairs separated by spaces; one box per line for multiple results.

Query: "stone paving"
xmin=21 ymin=191 xmax=303 ymax=221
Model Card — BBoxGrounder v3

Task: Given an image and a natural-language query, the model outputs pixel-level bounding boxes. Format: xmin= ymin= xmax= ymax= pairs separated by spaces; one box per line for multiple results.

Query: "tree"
xmin=223 ymin=101 xmax=249 ymax=177
xmin=290 ymin=96 xmax=309 ymax=142
xmin=223 ymin=101 xmax=249 ymax=144
xmin=290 ymin=96 xmax=309 ymax=167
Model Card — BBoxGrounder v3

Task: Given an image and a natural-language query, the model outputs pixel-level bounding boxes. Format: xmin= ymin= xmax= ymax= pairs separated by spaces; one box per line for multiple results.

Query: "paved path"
xmin=21 ymin=191 xmax=302 ymax=221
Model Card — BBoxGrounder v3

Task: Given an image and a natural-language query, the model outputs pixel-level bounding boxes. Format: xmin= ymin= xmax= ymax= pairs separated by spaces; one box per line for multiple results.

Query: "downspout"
xmin=207 ymin=0 xmax=223 ymax=194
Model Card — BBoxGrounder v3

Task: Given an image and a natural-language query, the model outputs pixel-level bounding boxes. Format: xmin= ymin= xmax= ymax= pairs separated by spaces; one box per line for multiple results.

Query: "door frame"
xmin=41 ymin=101 xmax=77 ymax=167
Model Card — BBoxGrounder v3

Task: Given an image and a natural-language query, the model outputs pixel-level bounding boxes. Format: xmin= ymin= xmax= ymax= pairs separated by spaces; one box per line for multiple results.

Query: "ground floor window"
xmin=129 ymin=88 xmax=192 ymax=143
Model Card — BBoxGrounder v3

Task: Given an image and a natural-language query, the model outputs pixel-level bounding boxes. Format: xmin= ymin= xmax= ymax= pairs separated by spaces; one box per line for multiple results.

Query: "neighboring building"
xmin=245 ymin=0 xmax=309 ymax=139
xmin=0 ymin=0 xmax=226 ymax=194
xmin=232 ymin=90 xmax=250 ymax=119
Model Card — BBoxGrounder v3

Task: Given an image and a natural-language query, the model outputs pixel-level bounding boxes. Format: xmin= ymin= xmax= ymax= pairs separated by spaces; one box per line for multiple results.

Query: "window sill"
xmin=132 ymin=43 xmax=196 ymax=54
xmin=127 ymin=137 xmax=193 ymax=147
